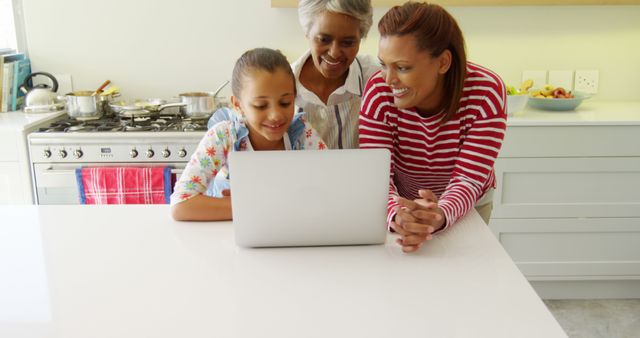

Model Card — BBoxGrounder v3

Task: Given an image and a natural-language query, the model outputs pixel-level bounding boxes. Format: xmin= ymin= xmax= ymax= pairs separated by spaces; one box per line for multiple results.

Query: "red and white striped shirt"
xmin=359 ymin=62 xmax=507 ymax=229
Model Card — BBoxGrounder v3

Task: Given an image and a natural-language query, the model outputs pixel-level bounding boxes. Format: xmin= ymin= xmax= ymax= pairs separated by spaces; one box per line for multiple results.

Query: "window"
xmin=0 ymin=0 xmax=17 ymax=51
xmin=1 ymin=0 xmax=26 ymax=53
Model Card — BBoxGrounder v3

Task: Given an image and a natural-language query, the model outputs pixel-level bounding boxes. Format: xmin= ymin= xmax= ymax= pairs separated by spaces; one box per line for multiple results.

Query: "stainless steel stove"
xmin=28 ymin=112 xmax=208 ymax=204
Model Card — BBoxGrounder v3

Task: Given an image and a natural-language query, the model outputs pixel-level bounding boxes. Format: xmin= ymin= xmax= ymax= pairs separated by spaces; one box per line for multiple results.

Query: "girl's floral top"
xmin=170 ymin=110 xmax=327 ymax=205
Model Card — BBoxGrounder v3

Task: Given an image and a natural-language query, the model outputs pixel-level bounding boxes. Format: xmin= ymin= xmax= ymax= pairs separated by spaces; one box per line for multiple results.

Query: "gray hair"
xmin=298 ymin=0 xmax=373 ymax=38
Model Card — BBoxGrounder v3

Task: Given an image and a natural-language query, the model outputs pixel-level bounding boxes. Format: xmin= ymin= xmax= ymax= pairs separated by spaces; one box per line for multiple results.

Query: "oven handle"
xmin=36 ymin=166 xmax=186 ymax=188
xmin=43 ymin=167 xmax=186 ymax=174
xmin=44 ymin=168 xmax=186 ymax=175
xmin=43 ymin=167 xmax=77 ymax=174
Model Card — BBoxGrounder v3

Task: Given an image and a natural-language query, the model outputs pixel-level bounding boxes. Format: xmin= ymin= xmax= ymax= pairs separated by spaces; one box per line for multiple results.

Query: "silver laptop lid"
xmin=229 ymin=149 xmax=390 ymax=247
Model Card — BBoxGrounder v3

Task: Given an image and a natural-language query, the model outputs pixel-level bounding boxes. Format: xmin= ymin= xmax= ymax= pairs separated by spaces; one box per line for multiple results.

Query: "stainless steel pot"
xmin=178 ymin=92 xmax=216 ymax=119
xmin=178 ymin=80 xmax=230 ymax=119
xmin=65 ymin=91 xmax=111 ymax=120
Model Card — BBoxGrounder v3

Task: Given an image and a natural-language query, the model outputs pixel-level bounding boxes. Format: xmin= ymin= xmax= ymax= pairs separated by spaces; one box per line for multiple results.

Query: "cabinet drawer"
xmin=500 ymin=125 xmax=640 ymax=158
xmin=492 ymin=157 xmax=640 ymax=218
xmin=0 ymin=130 xmax=19 ymax=161
xmin=490 ymin=218 xmax=640 ymax=279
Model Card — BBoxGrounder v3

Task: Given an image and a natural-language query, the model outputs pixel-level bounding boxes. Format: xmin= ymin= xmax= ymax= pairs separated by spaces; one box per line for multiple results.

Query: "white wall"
xmin=22 ymin=0 xmax=640 ymax=101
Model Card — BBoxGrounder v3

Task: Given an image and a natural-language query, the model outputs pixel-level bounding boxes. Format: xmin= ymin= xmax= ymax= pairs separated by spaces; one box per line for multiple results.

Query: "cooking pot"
xmin=109 ymin=99 xmax=186 ymax=118
xmin=178 ymin=92 xmax=216 ymax=119
xmin=20 ymin=72 xmax=64 ymax=113
xmin=178 ymin=80 xmax=230 ymax=119
xmin=65 ymin=91 xmax=113 ymax=120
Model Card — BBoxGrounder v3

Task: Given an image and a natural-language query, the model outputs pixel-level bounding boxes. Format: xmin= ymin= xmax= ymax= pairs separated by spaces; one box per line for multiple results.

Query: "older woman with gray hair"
xmin=292 ymin=0 xmax=378 ymax=149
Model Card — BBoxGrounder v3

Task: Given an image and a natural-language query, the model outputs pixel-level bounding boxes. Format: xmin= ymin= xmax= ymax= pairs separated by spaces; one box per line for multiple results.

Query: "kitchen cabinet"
xmin=0 ymin=127 xmax=24 ymax=203
xmin=272 ymin=0 xmax=640 ymax=6
xmin=0 ymin=163 xmax=24 ymax=204
xmin=0 ymin=111 xmax=66 ymax=204
xmin=491 ymin=101 xmax=640 ymax=299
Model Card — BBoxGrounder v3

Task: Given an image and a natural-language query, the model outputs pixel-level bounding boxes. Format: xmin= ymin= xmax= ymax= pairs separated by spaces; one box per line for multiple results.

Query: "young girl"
xmin=171 ymin=48 xmax=327 ymax=221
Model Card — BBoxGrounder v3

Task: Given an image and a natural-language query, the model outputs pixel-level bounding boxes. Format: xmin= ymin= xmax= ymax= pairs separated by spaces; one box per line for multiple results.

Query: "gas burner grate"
xmin=182 ymin=122 xmax=208 ymax=132
xmin=95 ymin=122 xmax=124 ymax=132
xmin=65 ymin=125 xmax=94 ymax=132
xmin=36 ymin=115 xmax=209 ymax=133
xmin=38 ymin=120 xmax=80 ymax=132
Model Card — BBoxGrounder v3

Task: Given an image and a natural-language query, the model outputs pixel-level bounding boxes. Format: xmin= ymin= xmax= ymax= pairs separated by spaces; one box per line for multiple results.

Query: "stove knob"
xmin=130 ymin=149 xmax=139 ymax=158
xmin=162 ymin=149 xmax=171 ymax=158
xmin=43 ymin=149 xmax=52 ymax=158
xmin=178 ymin=149 xmax=187 ymax=158
xmin=146 ymin=149 xmax=155 ymax=158
xmin=59 ymin=149 xmax=68 ymax=158
xmin=73 ymin=149 xmax=83 ymax=159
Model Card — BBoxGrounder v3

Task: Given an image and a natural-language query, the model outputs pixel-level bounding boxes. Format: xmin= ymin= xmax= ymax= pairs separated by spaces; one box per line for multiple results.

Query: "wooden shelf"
xmin=272 ymin=0 xmax=640 ymax=7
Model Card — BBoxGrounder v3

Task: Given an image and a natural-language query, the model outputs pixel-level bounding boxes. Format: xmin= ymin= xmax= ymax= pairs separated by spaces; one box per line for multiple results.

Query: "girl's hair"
xmin=231 ymin=48 xmax=296 ymax=98
xmin=298 ymin=0 xmax=373 ymax=38
xmin=378 ymin=2 xmax=467 ymax=123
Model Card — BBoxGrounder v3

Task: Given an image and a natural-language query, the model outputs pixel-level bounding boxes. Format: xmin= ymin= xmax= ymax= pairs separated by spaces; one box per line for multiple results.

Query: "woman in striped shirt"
xmin=359 ymin=2 xmax=507 ymax=253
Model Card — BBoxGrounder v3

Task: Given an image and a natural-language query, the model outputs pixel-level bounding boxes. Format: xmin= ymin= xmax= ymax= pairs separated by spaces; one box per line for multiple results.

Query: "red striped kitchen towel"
xmin=75 ymin=167 xmax=171 ymax=204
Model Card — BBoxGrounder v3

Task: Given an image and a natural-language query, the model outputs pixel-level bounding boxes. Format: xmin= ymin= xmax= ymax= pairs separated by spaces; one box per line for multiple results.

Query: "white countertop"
xmin=509 ymin=100 xmax=640 ymax=126
xmin=0 ymin=205 xmax=565 ymax=338
xmin=3 ymin=102 xmax=639 ymax=130
xmin=0 ymin=111 xmax=67 ymax=131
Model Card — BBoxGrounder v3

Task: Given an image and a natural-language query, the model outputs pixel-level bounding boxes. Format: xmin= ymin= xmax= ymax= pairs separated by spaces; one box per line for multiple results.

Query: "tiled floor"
xmin=544 ymin=299 xmax=640 ymax=338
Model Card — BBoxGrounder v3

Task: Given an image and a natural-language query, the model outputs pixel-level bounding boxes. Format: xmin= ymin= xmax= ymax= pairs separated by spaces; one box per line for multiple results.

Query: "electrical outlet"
xmin=522 ymin=70 xmax=547 ymax=90
xmin=574 ymin=70 xmax=599 ymax=94
xmin=548 ymin=70 xmax=573 ymax=90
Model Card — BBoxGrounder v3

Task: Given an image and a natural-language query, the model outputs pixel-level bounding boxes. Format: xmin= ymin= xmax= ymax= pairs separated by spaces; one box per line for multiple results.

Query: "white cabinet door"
xmin=491 ymin=218 xmax=640 ymax=280
xmin=0 ymin=162 xmax=27 ymax=204
xmin=492 ymin=157 xmax=640 ymax=218
xmin=0 ymin=129 xmax=19 ymax=161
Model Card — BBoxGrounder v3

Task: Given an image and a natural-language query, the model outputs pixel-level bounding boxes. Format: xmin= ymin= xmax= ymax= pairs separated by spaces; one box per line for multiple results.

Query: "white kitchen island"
xmin=0 ymin=205 xmax=565 ymax=338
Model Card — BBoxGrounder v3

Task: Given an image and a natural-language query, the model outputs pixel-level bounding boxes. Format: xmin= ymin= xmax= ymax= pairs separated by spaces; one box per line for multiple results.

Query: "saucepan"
xmin=178 ymin=92 xmax=216 ymax=120
xmin=66 ymin=91 xmax=113 ymax=120
xmin=109 ymin=98 xmax=186 ymax=118
xmin=178 ymin=80 xmax=229 ymax=120
xmin=65 ymin=80 xmax=121 ymax=119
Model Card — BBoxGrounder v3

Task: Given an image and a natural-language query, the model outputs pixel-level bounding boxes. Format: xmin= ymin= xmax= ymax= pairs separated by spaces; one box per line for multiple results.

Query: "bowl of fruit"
xmin=506 ymin=80 xmax=533 ymax=115
xmin=527 ymin=85 xmax=591 ymax=111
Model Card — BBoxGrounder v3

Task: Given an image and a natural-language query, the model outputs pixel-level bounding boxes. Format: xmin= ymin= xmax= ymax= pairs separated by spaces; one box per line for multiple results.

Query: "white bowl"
xmin=506 ymin=94 xmax=529 ymax=115
xmin=527 ymin=92 xmax=591 ymax=111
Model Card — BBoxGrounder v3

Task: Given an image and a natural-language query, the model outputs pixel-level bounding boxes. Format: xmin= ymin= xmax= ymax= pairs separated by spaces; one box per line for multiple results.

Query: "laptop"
xmin=229 ymin=149 xmax=390 ymax=248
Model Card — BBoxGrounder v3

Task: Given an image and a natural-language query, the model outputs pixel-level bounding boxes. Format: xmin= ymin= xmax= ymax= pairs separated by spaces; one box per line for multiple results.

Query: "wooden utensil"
xmin=92 ymin=80 xmax=111 ymax=96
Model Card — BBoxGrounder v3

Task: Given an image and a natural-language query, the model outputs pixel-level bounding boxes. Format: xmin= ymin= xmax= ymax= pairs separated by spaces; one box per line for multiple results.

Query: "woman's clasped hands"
xmin=391 ymin=189 xmax=446 ymax=253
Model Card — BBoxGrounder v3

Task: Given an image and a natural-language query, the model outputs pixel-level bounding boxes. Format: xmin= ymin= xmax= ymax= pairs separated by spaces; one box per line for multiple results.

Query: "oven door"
xmin=32 ymin=163 xmax=186 ymax=205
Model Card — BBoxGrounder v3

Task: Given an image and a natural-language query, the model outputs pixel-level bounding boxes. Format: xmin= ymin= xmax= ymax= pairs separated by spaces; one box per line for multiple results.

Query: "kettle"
xmin=19 ymin=72 xmax=59 ymax=109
